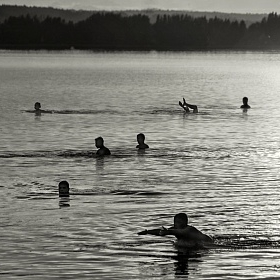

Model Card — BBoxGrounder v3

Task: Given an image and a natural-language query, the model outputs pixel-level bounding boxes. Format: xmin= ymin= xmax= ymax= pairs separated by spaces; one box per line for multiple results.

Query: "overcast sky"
xmin=0 ymin=0 xmax=279 ymax=13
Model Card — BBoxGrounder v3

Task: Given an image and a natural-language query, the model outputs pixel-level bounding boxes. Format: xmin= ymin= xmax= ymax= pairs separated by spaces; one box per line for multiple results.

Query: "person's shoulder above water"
xmin=95 ymin=136 xmax=111 ymax=156
xmin=96 ymin=146 xmax=111 ymax=156
xmin=138 ymin=212 xmax=213 ymax=248
xmin=240 ymin=97 xmax=251 ymax=109
xmin=136 ymin=133 xmax=149 ymax=149
xmin=136 ymin=143 xmax=149 ymax=149
xmin=26 ymin=102 xmax=53 ymax=115
xmin=169 ymin=224 xmax=213 ymax=247
xmin=160 ymin=213 xmax=212 ymax=245
xmin=241 ymin=104 xmax=251 ymax=109
xmin=179 ymin=98 xmax=198 ymax=113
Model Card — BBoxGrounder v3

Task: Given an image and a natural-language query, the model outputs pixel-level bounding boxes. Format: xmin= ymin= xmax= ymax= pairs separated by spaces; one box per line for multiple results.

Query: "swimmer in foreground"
xmin=136 ymin=133 xmax=149 ymax=149
xmin=138 ymin=213 xmax=213 ymax=248
xmin=179 ymin=98 xmax=198 ymax=113
xmin=240 ymin=97 xmax=251 ymax=109
xmin=95 ymin=136 xmax=111 ymax=156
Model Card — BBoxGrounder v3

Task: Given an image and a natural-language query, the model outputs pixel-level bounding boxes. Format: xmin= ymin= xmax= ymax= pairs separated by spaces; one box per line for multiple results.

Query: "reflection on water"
xmin=1 ymin=51 xmax=280 ymax=279
xmin=95 ymin=157 xmax=105 ymax=171
xmin=59 ymin=197 xmax=70 ymax=208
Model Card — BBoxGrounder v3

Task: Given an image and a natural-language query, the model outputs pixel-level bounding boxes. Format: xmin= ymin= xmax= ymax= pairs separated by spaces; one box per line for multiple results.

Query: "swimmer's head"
xmin=95 ymin=136 xmax=104 ymax=148
xmin=174 ymin=213 xmax=188 ymax=229
xmin=58 ymin=180 xmax=70 ymax=197
xmin=137 ymin=133 xmax=145 ymax=144
xmin=242 ymin=97 xmax=248 ymax=105
xmin=34 ymin=102 xmax=41 ymax=110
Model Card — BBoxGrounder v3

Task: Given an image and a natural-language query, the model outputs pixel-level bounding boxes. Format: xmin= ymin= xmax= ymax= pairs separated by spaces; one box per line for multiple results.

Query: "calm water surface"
xmin=1 ymin=50 xmax=280 ymax=279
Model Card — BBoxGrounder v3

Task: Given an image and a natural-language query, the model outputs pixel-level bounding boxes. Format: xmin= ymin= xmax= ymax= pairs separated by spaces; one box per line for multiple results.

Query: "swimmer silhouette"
xmin=95 ymin=136 xmax=111 ymax=156
xmin=138 ymin=213 xmax=213 ymax=248
xmin=136 ymin=133 xmax=149 ymax=149
xmin=34 ymin=102 xmax=42 ymax=116
xmin=27 ymin=102 xmax=52 ymax=115
xmin=179 ymin=98 xmax=198 ymax=113
xmin=240 ymin=97 xmax=251 ymax=109
xmin=58 ymin=180 xmax=70 ymax=197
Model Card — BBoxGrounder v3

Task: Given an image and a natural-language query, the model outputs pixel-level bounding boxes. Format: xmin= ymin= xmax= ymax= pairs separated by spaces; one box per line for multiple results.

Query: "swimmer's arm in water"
xmin=159 ymin=227 xmax=187 ymax=238
xmin=159 ymin=226 xmax=213 ymax=243
xmin=138 ymin=226 xmax=175 ymax=236
xmin=24 ymin=110 xmax=53 ymax=114
xmin=137 ymin=228 xmax=162 ymax=236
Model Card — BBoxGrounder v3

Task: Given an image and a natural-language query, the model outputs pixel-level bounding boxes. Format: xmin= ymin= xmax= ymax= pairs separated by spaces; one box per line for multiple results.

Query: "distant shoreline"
xmin=1 ymin=45 xmax=279 ymax=52
xmin=0 ymin=4 xmax=267 ymax=26
xmin=1 ymin=5 xmax=280 ymax=51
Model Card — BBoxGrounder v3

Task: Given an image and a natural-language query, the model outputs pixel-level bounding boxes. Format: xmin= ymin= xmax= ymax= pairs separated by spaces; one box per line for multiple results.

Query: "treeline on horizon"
xmin=0 ymin=12 xmax=280 ymax=50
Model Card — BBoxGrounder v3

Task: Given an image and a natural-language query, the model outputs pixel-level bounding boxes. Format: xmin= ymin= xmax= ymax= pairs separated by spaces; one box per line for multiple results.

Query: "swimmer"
xmin=26 ymin=102 xmax=52 ymax=115
xmin=240 ymin=97 xmax=251 ymax=109
xmin=58 ymin=180 xmax=70 ymax=197
xmin=138 ymin=213 xmax=213 ymax=248
xmin=136 ymin=133 xmax=149 ymax=149
xmin=34 ymin=102 xmax=42 ymax=115
xmin=179 ymin=98 xmax=198 ymax=113
xmin=34 ymin=102 xmax=41 ymax=111
xmin=95 ymin=136 xmax=111 ymax=156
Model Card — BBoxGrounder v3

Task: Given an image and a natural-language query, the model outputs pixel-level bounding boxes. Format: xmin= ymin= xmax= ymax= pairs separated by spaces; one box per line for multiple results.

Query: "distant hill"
xmin=0 ymin=5 xmax=267 ymax=26
xmin=121 ymin=9 xmax=267 ymax=26
xmin=0 ymin=5 xmax=93 ymax=23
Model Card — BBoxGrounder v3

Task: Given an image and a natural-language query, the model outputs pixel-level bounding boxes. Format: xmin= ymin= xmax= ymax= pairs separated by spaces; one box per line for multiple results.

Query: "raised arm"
xmin=183 ymin=98 xmax=198 ymax=113
xmin=179 ymin=101 xmax=190 ymax=112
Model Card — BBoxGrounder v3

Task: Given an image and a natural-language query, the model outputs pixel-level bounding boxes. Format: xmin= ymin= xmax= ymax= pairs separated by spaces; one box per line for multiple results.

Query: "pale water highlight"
xmin=1 ymin=50 xmax=280 ymax=279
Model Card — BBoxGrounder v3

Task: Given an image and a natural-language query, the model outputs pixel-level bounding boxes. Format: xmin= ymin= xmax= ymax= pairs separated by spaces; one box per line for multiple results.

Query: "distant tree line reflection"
xmin=0 ymin=12 xmax=280 ymax=50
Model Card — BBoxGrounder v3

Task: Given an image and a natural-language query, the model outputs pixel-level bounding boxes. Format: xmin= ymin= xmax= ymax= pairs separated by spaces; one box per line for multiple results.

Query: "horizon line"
xmin=0 ymin=4 xmax=271 ymax=16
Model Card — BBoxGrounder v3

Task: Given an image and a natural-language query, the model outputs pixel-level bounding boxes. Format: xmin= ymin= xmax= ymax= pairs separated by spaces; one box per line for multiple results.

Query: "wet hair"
xmin=174 ymin=213 xmax=188 ymax=225
xmin=59 ymin=180 xmax=69 ymax=188
xmin=95 ymin=136 xmax=104 ymax=143
xmin=137 ymin=133 xmax=145 ymax=140
xmin=243 ymin=97 xmax=248 ymax=103
xmin=34 ymin=102 xmax=41 ymax=109
xmin=58 ymin=180 xmax=70 ymax=197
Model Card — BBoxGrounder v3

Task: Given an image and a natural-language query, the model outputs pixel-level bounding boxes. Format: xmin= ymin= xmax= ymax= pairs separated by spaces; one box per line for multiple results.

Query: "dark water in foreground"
xmin=1 ymin=50 xmax=280 ymax=279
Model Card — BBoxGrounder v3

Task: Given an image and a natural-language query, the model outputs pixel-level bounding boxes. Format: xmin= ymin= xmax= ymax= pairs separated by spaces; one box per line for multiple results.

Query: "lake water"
xmin=1 ymin=50 xmax=280 ymax=279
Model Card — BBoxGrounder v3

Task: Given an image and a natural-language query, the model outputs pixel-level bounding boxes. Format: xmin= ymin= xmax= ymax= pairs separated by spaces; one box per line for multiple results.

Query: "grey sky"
xmin=0 ymin=0 xmax=279 ymax=13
